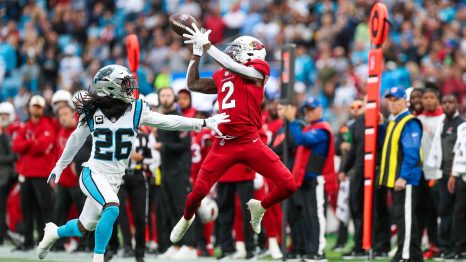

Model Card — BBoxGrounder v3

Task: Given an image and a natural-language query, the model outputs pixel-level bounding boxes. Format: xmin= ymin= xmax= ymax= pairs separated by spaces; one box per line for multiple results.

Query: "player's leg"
xmin=171 ymin=147 xmax=235 ymax=243
xmin=80 ymin=169 xmax=121 ymax=261
xmin=244 ymin=143 xmax=297 ymax=233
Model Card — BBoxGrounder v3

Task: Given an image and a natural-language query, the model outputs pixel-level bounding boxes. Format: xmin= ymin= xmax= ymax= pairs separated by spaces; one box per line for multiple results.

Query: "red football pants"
xmin=184 ymin=134 xmax=297 ymax=219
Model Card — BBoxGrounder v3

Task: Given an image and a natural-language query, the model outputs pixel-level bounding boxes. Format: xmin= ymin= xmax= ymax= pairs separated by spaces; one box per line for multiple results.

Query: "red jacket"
xmin=56 ymin=126 xmax=78 ymax=187
xmin=292 ymin=121 xmax=338 ymax=208
xmin=12 ymin=117 xmax=56 ymax=178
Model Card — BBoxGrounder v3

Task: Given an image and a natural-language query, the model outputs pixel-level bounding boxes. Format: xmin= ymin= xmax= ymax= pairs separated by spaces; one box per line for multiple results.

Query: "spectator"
xmin=178 ymin=89 xmax=197 ymax=118
xmin=156 ymin=87 xmax=196 ymax=259
xmin=223 ymin=2 xmax=247 ymax=38
xmin=59 ymin=45 xmax=83 ymax=90
xmin=52 ymin=105 xmax=83 ymax=251
xmin=0 ymin=102 xmax=17 ymax=245
xmin=116 ymin=130 xmax=153 ymax=261
xmin=12 ymin=95 xmax=55 ymax=250
xmin=378 ymin=87 xmax=423 ymax=262
xmin=284 ymin=97 xmax=336 ymax=262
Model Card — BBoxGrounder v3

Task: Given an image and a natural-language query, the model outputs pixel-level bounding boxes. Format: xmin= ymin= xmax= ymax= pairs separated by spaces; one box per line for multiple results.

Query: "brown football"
xmin=169 ymin=13 xmax=198 ymax=37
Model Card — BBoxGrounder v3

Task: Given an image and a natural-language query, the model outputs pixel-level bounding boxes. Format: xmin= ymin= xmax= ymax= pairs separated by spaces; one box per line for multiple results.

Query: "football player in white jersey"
xmin=37 ymin=65 xmax=229 ymax=262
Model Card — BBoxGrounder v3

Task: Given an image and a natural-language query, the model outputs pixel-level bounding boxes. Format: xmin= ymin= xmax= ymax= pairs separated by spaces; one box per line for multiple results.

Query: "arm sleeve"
xmin=54 ymin=124 xmax=91 ymax=171
xmin=342 ymin=126 xmax=356 ymax=173
xmin=289 ymin=121 xmax=329 ymax=147
xmin=140 ymin=105 xmax=203 ymax=131
xmin=206 ymin=45 xmax=264 ymax=79
xmin=399 ymin=120 xmax=422 ymax=181
xmin=12 ymin=127 xmax=31 ymax=154
xmin=29 ymin=126 xmax=55 ymax=156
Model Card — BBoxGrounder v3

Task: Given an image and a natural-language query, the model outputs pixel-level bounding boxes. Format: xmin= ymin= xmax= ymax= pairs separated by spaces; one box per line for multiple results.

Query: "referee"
xmin=117 ymin=131 xmax=152 ymax=262
xmin=378 ymin=87 xmax=423 ymax=262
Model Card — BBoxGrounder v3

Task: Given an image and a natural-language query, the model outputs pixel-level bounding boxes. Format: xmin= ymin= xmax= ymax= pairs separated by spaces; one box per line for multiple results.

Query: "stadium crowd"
xmin=1 ymin=0 xmax=466 ymax=261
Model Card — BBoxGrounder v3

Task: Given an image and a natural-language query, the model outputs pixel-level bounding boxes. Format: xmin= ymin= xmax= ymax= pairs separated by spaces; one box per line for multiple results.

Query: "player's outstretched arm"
xmin=141 ymin=109 xmax=230 ymax=136
xmin=186 ymin=55 xmax=217 ymax=94
xmin=48 ymin=124 xmax=91 ymax=184
xmin=183 ymin=24 xmax=263 ymax=84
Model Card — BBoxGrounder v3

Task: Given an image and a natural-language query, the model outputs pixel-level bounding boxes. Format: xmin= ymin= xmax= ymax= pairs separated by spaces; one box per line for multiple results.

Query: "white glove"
xmin=47 ymin=166 xmax=64 ymax=184
xmin=183 ymin=23 xmax=211 ymax=47
xmin=204 ymin=112 xmax=230 ymax=136
xmin=193 ymin=42 xmax=203 ymax=57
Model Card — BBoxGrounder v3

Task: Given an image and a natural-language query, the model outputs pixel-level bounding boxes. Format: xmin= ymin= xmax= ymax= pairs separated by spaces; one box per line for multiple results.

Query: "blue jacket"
xmin=379 ymin=111 xmax=422 ymax=185
xmin=289 ymin=119 xmax=329 ymax=179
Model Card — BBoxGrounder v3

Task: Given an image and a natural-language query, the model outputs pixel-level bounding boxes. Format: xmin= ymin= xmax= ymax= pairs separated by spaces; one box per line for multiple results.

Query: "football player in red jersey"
xmin=170 ymin=25 xmax=297 ymax=243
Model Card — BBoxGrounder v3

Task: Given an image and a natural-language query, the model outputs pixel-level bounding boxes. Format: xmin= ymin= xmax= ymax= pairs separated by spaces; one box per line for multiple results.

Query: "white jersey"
xmin=54 ymin=99 xmax=204 ymax=178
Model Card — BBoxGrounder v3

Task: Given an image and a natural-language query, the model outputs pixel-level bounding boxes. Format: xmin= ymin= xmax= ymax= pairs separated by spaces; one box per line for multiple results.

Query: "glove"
xmin=204 ymin=112 xmax=230 ymax=136
xmin=183 ymin=23 xmax=211 ymax=47
xmin=193 ymin=42 xmax=203 ymax=57
xmin=47 ymin=166 xmax=64 ymax=184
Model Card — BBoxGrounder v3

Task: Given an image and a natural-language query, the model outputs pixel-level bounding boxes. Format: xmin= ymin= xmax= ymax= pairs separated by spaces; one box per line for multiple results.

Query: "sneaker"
xmin=216 ymin=251 xmax=234 ymax=260
xmin=342 ymin=249 xmax=367 ymax=260
xmin=121 ymin=245 xmax=134 ymax=257
xmin=445 ymin=252 xmax=466 ymax=261
xmin=170 ymin=215 xmax=195 ymax=243
xmin=146 ymin=241 xmax=158 ymax=254
xmin=303 ymin=254 xmax=328 ymax=262
xmin=232 ymin=241 xmax=246 ymax=259
xmin=158 ymin=246 xmax=178 ymax=259
xmin=135 ymin=257 xmax=145 ymax=262
xmin=246 ymin=199 xmax=266 ymax=234
xmin=332 ymin=245 xmax=345 ymax=252
xmin=170 ymin=245 xmax=198 ymax=259
xmin=373 ymin=251 xmax=389 ymax=260
xmin=37 ymin=222 xmax=59 ymax=259
xmin=268 ymin=237 xmax=283 ymax=259
xmin=423 ymin=244 xmax=441 ymax=260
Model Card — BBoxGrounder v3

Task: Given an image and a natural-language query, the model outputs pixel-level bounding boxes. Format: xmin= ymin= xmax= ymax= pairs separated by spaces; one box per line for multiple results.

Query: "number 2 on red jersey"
xmin=221 ymin=81 xmax=235 ymax=109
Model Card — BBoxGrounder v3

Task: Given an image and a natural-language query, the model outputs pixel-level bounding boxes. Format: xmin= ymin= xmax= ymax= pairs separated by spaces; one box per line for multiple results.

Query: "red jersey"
xmin=182 ymin=107 xmax=197 ymax=118
xmin=56 ymin=126 xmax=79 ymax=187
xmin=191 ymin=128 xmax=214 ymax=181
xmin=212 ymin=59 xmax=270 ymax=137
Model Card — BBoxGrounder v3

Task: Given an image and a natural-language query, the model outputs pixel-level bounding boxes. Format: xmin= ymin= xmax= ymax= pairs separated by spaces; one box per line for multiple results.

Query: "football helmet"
xmin=197 ymin=197 xmax=219 ymax=223
xmin=0 ymin=102 xmax=15 ymax=127
xmin=92 ymin=65 xmax=138 ymax=103
xmin=225 ymin=36 xmax=266 ymax=64
xmin=51 ymin=90 xmax=73 ymax=111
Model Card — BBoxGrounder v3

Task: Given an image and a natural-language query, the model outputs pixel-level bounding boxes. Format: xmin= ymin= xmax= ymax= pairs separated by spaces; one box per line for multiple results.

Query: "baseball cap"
xmin=301 ymin=96 xmax=321 ymax=111
xmin=29 ymin=95 xmax=46 ymax=107
xmin=384 ymin=86 xmax=407 ymax=99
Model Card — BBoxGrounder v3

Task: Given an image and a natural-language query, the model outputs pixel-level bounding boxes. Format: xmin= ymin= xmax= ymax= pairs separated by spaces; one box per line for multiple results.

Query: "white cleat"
xmin=170 ymin=215 xmax=195 ymax=243
xmin=37 ymin=223 xmax=59 ymax=259
xmin=269 ymin=237 xmax=283 ymax=260
xmin=247 ymin=199 xmax=266 ymax=234
xmin=231 ymin=241 xmax=246 ymax=259
xmin=170 ymin=245 xmax=198 ymax=259
xmin=93 ymin=253 xmax=104 ymax=262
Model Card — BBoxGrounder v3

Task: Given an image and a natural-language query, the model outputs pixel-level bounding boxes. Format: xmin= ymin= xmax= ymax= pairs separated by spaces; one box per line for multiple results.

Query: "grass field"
xmin=0 ymin=233 xmax=393 ymax=262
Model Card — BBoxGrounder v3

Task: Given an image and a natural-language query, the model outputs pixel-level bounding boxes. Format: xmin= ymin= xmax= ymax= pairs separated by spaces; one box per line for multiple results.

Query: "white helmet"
xmin=198 ymin=197 xmax=219 ymax=224
xmin=93 ymin=65 xmax=138 ymax=103
xmin=52 ymin=90 xmax=73 ymax=111
xmin=0 ymin=102 xmax=16 ymax=127
xmin=225 ymin=36 xmax=266 ymax=64
xmin=144 ymin=93 xmax=159 ymax=107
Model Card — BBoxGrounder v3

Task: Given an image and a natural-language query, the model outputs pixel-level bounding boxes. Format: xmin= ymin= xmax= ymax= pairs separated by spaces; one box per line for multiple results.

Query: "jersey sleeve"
xmin=139 ymin=102 xmax=204 ymax=131
xmin=245 ymin=59 xmax=270 ymax=78
xmin=54 ymin=123 xmax=91 ymax=172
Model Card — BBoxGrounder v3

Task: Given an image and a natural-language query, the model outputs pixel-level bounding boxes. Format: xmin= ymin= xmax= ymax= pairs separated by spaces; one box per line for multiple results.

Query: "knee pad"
xmin=81 ymin=221 xmax=98 ymax=232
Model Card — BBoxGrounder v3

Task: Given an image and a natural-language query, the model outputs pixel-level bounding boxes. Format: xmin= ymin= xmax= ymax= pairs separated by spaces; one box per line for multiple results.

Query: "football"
xmin=169 ymin=13 xmax=198 ymax=37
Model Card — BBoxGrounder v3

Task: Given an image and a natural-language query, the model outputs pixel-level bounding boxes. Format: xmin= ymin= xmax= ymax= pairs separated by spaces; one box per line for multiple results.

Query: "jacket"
xmin=0 ymin=131 xmax=16 ymax=186
xmin=12 ymin=117 xmax=55 ymax=178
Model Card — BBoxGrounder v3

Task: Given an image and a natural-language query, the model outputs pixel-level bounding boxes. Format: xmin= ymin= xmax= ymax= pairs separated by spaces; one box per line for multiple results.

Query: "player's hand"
xmin=183 ymin=24 xmax=211 ymax=47
xmin=131 ymin=152 xmax=144 ymax=161
xmin=448 ymin=175 xmax=456 ymax=194
xmin=394 ymin=177 xmax=407 ymax=191
xmin=205 ymin=113 xmax=230 ymax=136
xmin=47 ymin=166 xmax=63 ymax=184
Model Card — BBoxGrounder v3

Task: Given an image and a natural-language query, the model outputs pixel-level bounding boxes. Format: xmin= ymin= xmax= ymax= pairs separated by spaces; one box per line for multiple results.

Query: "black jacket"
xmin=441 ymin=115 xmax=464 ymax=175
xmin=157 ymin=110 xmax=191 ymax=176
xmin=342 ymin=115 xmax=365 ymax=174
xmin=0 ymin=132 xmax=16 ymax=186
